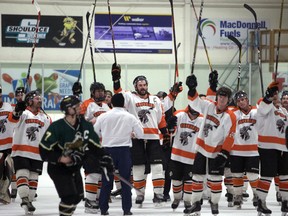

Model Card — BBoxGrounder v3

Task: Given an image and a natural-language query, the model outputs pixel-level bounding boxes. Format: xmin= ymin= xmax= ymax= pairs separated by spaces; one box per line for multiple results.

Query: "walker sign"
xmin=197 ymin=18 xmax=269 ymax=49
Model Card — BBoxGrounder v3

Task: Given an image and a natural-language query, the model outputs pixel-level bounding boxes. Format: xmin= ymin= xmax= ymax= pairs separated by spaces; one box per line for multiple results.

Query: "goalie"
xmin=39 ymin=95 xmax=114 ymax=216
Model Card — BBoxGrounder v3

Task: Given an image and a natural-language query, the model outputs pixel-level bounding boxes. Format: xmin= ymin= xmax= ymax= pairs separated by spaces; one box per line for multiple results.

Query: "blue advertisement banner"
xmin=1 ymin=69 xmax=80 ymax=110
xmin=94 ymin=14 xmax=172 ymax=54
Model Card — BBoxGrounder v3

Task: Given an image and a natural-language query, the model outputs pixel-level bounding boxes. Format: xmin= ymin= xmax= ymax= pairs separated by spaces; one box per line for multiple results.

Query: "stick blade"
xmin=228 ymin=35 xmax=242 ymax=50
xmin=244 ymin=3 xmax=257 ymax=21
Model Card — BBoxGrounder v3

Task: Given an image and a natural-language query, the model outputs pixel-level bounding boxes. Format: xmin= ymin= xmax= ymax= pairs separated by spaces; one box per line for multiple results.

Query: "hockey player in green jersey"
xmin=39 ymin=95 xmax=114 ymax=216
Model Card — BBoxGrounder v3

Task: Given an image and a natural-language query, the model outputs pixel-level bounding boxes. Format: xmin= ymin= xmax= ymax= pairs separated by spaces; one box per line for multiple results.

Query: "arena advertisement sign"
xmin=94 ymin=13 xmax=172 ymax=54
xmin=0 ymin=69 xmax=80 ymax=110
xmin=1 ymin=15 xmax=83 ymax=48
xmin=196 ymin=18 xmax=269 ymax=50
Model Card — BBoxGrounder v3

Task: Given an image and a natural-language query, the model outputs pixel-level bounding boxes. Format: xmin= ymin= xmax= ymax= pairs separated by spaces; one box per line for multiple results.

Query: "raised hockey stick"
xmin=191 ymin=0 xmax=213 ymax=72
xmin=78 ymin=1 xmax=97 ymax=82
xmin=228 ymin=35 xmax=242 ymax=91
xmin=25 ymin=0 xmax=41 ymax=93
xmin=274 ymin=0 xmax=285 ymax=81
xmin=113 ymin=171 xmax=144 ymax=195
xmin=244 ymin=3 xmax=264 ymax=97
xmin=86 ymin=11 xmax=97 ymax=82
xmin=191 ymin=0 xmax=204 ymax=74
xmin=107 ymin=0 xmax=117 ymax=65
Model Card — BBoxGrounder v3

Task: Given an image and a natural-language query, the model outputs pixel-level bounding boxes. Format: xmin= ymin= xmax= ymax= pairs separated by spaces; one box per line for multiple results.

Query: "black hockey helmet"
xmin=24 ymin=90 xmax=41 ymax=106
xmin=233 ymin=90 xmax=248 ymax=104
xmin=156 ymin=91 xmax=167 ymax=99
xmin=133 ymin=75 xmax=148 ymax=87
xmin=281 ymin=90 xmax=288 ymax=99
xmin=90 ymin=82 xmax=106 ymax=102
xmin=216 ymin=86 xmax=232 ymax=102
xmin=60 ymin=95 xmax=80 ymax=113
xmin=15 ymin=87 xmax=25 ymax=96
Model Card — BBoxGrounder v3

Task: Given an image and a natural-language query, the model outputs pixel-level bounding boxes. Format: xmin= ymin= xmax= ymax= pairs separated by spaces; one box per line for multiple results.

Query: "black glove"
xmin=209 ymin=70 xmax=218 ymax=92
xmin=72 ymin=82 xmax=82 ymax=96
xmin=186 ymin=74 xmax=197 ymax=90
xmin=99 ymin=155 xmax=114 ymax=173
xmin=167 ymin=116 xmax=177 ymax=132
xmin=213 ymin=150 xmax=229 ymax=169
xmin=264 ymin=81 xmax=279 ymax=101
xmin=170 ymin=82 xmax=183 ymax=98
xmin=111 ymin=63 xmax=121 ymax=81
xmin=15 ymin=101 xmax=26 ymax=114
xmin=63 ymin=149 xmax=84 ymax=166
xmin=162 ymin=133 xmax=171 ymax=151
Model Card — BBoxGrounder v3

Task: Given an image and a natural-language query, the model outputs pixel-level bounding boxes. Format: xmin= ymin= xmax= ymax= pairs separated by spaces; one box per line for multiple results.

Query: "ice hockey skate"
xmin=85 ymin=199 xmax=99 ymax=213
xmin=135 ymin=195 xmax=144 ymax=208
xmin=226 ymin=192 xmax=234 ymax=207
xmin=10 ymin=188 xmax=17 ymax=201
xmin=21 ymin=197 xmax=35 ymax=215
xmin=152 ymin=193 xmax=165 ymax=207
xmin=210 ymin=201 xmax=219 ymax=216
xmin=171 ymin=199 xmax=180 ymax=210
xmin=257 ymin=199 xmax=272 ymax=216
xmin=233 ymin=194 xmax=243 ymax=209
xmin=183 ymin=201 xmax=201 ymax=216
xmin=252 ymin=193 xmax=258 ymax=207
xmin=110 ymin=188 xmax=122 ymax=198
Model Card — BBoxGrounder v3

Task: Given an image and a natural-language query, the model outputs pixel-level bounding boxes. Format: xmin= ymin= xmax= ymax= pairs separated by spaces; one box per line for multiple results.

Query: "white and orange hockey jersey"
xmin=257 ymin=98 xmax=288 ymax=152
xmin=188 ymin=91 xmax=236 ymax=158
xmin=80 ymin=98 xmax=110 ymax=122
xmin=0 ymin=102 xmax=14 ymax=151
xmin=230 ymin=106 xmax=259 ymax=157
xmin=116 ymin=90 xmax=166 ymax=140
xmin=170 ymin=107 xmax=204 ymax=165
xmin=8 ymin=107 xmax=51 ymax=161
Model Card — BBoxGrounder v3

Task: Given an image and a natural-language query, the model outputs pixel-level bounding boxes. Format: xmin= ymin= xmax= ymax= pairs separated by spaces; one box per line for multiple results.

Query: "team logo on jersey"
xmin=180 ymin=131 xmax=194 ymax=146
xmin=203 ymin=123 xmax=217 ymax=137
xmin=240 ymin=125 xmax=252 ymax=140
xmin=0 ymin=118 xmax=7 ymax=133
xmin=26 ymin=126 xmax=40 ymax=141
xmin=276 ymin=119 xmax=285 ymax=133
xmin=138 ymin=109 xmax=150 ymax=123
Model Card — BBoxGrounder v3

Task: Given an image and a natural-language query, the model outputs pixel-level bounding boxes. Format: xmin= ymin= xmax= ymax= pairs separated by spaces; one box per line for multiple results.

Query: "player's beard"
xmin=137 ymin=88 xmax=147 ymax=96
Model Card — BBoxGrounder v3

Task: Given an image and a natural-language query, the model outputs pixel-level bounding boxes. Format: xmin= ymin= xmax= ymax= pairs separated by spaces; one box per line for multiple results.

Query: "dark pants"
xmin=100 ymin=147 xmax=132 ymax=214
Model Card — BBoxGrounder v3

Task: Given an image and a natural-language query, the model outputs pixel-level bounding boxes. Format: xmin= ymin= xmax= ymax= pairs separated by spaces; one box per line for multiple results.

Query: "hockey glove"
xmin=209 ymin=70 xmax=218 ymax=92
xmin=264 ymin=81 xmax=279 ymax=101
xmin=213 ymin=150 xmax=229 ymax=169
xmin=167 ymin=116 xmax=177 ymax=133
xmin=63 ymin=149 xmax=84 ymax=166
xmin=170 ymin=82 xmax=183 ymax=98
xmin=72 ymin=82 xmax=82 ymax=96
xmin=99 ymin=155 xmax=114 ymax=173
xmin=111 ymin=63 xmax=121 ymax=81
xmin=14 ymin=101 xmax=26 ymax=114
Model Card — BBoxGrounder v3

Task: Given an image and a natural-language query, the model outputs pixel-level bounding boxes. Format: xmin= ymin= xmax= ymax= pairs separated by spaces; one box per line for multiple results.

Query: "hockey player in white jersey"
xmin=111 ymin=63 xmax=169 ymax=206
xmin=230 ymin=90 xmax=259 ymax=208
xmin=167 ymin=105 xmax=204 ymax=213
xmin=7 ymin=90 xmax=51 ymax=215
xmin=184 ymin=71 xmax=237 ymax=216
xmin=256 ymin=82 xmax=288 ymax=216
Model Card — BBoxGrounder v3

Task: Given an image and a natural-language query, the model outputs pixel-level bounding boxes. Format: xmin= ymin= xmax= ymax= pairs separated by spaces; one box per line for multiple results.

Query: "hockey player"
xmin=168 ymin=105 xmax=203 ymax=213
xmin=105 ymin=90 xmax=113 ymax=109
xmin=256 ymin=82 xmax=288 ymax=216
xmin=0 ymin=85 xmax=15 ymax=204
xmin=111 ymin=63 xmax=169 ymax=206
xmin=10 ymin=86 xmax=25 ymax=200
xmin=73 ymin=81 xmax=111 ymax=213
xmin=39 ymin=95 xmax=113 ymax=216
xmin=94 ymin=93 xmax=144 ymax=216
xmin=230 ymin=90 xmax=259 ymax=208
xmin=7 ymin=90 xmax=51 ymax=214
xmin=184 ymin=71 xmax=237 ymax=216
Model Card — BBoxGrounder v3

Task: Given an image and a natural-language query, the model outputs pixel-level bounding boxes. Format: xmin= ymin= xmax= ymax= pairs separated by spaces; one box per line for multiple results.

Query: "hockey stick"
xmin=244 ymin=3 xmax=264 ymax=97
xmin=228 ymin=35 xmax=242 ymax=91
xmin=86 ymin=10 xmax=97 ymax=82
xmin=78 ymin=1 xmax=97 ymax=82
xmin=113 ymin=171 xmax=144 ymax=195
xmin=191 ymin=0 xmax=204 ymax=74
xmin=274 ymin=0 xmax=284 ymax=81
xmin=107 ymin=0 xmax=117 ymax=65
xmin=25 ymin=0 xmax=41 ymax=93
xmin=191 ymin=0 xmax=213 ymax=72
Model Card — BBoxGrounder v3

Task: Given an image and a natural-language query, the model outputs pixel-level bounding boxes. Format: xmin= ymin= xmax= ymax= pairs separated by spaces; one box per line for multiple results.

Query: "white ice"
xmin=0 ymin=163 xmax=283 ymax=216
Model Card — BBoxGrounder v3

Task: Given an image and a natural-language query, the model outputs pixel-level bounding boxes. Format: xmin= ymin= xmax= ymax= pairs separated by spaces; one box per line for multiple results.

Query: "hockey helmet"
xmin=24 ymin=90 xmax=41 ymax=105
xmin=233 ymin=90 xmax=248 ymax=104
xmin=216 ymin=86 xmax=232 ymax=103
xmin=133 ymin=75 xmax=148 ymax=87
xmin=15 ymin=87 xmax=25 ymax=96
xmin=60 ymin=95 xmax=80 ymax=113
xmin=90 ymin=82 xmax=106 ymax=102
